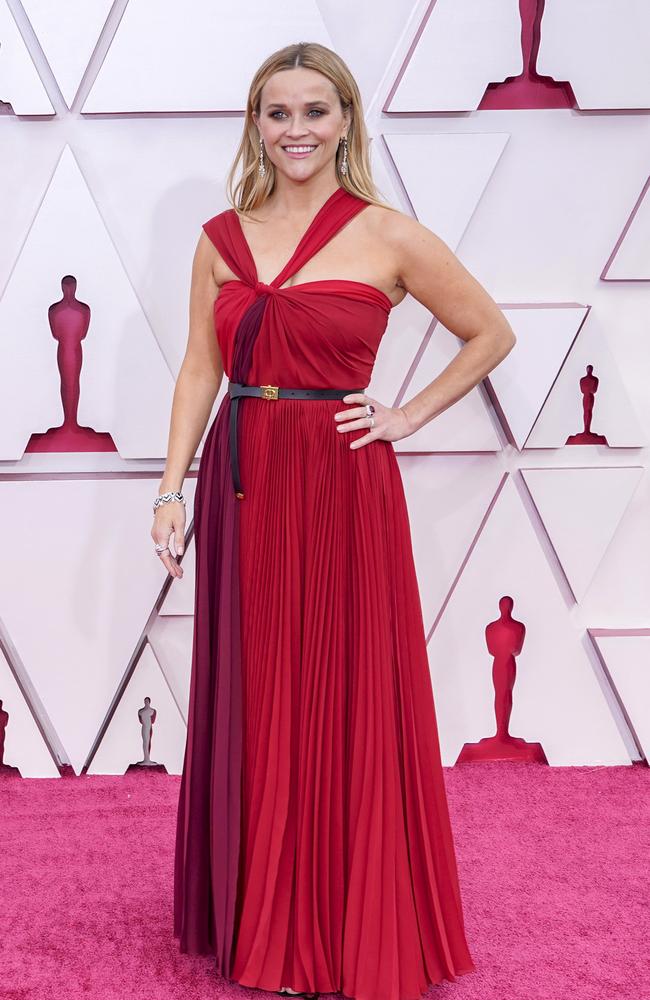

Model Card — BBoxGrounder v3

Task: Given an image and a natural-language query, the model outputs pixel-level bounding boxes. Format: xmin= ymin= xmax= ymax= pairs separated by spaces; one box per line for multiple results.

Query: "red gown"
xmin=173 ymin=186 xmax=476 ymax=1000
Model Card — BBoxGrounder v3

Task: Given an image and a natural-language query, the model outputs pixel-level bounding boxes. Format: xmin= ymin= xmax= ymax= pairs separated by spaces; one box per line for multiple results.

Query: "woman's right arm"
xmin=151 ymin=230 xmax=224 ymax=577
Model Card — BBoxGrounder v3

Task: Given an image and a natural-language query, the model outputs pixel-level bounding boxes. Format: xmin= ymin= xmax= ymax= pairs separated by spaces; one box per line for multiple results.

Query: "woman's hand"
xmin=151 ymin=500 xmax=186 ymax=578
xmin=333 ymin=393 xmax=414 ymax=449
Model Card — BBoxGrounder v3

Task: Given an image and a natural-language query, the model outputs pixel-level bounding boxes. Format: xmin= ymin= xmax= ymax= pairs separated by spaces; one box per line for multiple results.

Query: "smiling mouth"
xmin=282 ymin=145 xmax=318 ymax=155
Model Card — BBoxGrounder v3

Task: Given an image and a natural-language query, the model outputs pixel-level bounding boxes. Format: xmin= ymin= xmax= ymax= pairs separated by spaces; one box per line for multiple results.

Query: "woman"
xmin=154 ymin=41 xmax=515 ymax=1000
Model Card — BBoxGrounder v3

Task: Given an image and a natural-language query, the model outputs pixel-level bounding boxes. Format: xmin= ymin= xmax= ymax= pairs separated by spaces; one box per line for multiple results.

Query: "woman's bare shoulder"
xmin=362 ymin=201 xmax=432 ymax=244
xmin=358 ymin=202 xmax=422 ymax=295
xmin=197 ymin=211 xmax=235 ymax=286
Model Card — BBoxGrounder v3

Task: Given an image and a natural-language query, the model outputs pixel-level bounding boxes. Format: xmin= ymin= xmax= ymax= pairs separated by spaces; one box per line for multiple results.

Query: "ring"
xmin=365 ymin=403 xmax=375 ymax=416
xmin=155 ymin=543 xmax=169 ymax=555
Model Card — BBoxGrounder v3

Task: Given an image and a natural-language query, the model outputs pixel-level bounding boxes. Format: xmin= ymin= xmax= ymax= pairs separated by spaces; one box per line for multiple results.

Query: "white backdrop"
xmin=1 ymin=0 xmax=649 ymax=776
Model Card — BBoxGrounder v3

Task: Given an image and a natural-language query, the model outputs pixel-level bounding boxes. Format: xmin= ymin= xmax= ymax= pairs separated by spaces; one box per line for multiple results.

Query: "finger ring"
xmin=365 ymin=403 xmax=375 ymax=416
xmin=155 ymin=543 xmax=169 ymax=555
xmin=369 ymin=416 xmax=375 ymax=427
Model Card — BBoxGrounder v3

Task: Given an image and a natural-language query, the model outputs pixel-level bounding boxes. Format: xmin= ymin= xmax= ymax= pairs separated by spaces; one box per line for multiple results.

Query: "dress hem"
xmin=173 ymin=932 xmax=477 ymax=1000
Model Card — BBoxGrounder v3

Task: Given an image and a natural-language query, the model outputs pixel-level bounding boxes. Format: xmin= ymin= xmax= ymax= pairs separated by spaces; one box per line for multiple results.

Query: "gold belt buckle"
xmin=260 ymin=384 xmax=279 ymax=400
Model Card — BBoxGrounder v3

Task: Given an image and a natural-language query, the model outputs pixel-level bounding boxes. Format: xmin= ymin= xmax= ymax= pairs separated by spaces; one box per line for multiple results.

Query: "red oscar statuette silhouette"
xmin=0 ymin=699 xmax=20 ymax=776
xmin=26 ymin=274 xmax=116 ymax=453
xmin=565 ymin=364 xmax=608 ymax=445
xmin=456 ymin=596 xmax=547 ymax=764
xmin=480 ymin=0 xmax=576 ymax=110
xmin=126 ymin=696 xmax=167 ymax=774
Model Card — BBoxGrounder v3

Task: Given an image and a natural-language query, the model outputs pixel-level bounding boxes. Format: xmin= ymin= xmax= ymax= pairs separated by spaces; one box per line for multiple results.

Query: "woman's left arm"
xmin=335 ymin=210 xmax=517 ymax=447
xmin=391 ymin=211 xmax=516 ymax=436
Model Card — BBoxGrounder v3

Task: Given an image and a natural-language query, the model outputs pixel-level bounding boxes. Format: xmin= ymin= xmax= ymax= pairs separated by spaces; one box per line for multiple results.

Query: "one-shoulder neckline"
xmin=226 ymin=188 xmax=393 ymax=311
xmin=230 ymin=186 xmax=349 ymax=287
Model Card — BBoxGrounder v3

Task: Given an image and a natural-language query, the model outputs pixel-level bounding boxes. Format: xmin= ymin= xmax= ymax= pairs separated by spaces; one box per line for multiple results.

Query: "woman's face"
xmin=252 ymin=66 xmax=350 ymax=182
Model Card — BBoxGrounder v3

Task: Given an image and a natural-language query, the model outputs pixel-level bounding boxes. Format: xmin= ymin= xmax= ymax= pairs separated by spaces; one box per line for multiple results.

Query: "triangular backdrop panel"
xmin=0 ymin=645 xmax=59 ymax=777
xmin=601 ymin=177 xmax=650 ymax=281
xmin=0 ymin=478 xmax=195 ymax=774
xmin=148 ymin=615 xmax=194 ymax=725
xmin=572 ymin=471 xmax=650 ymax=624
xmin=427 ymin=475 xmax=631 ymax=766
xmin=522 ymin=467 xmax=644 ymax=602
xmin=88 ymin=642 xmax=186 ymax=775
xmin=536 ymin=0 xmax=650 ymax=110
xmin=392 ymin=317 xmax=503 ymax=453
xmin=0 ymin=133 xmax=62 ymax=286
xmin=526 ymin=314 xmax=646 ymax=448
xmin=397 ymin=343 xmax=502 ymax=451
xmin=399 ymin=456 xmax=504 ymax=636
xmin=385 ymin=0 xmax=522 ymax=112
xmin=591 ymin=632 xmax=650 ymax=762
xmin=21 ymin=0 xmax=113 ymax=109
xmin=0 ymin=145 xmax=175 ymax=460
xmin=82 ymin=0 xmax=333 ymax=112
xmin=384 ymin=131 xmax=510 ymax=249
xmin=72 ymin=117 xmax=244 ymax=381
xmin=0 ymin=0 xmax=54 ymax=113
xmin=488 ymin=305 xmax=588 ymax=449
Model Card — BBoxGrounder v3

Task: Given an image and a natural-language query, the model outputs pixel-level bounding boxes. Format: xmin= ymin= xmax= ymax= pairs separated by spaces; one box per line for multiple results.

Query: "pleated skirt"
xmin=228 ymin=395 xmax=475 ymax=1000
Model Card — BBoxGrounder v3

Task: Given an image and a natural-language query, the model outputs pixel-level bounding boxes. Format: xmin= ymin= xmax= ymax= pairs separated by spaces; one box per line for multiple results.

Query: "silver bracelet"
xmin=153 ymin=491 xmax=185 ymax=512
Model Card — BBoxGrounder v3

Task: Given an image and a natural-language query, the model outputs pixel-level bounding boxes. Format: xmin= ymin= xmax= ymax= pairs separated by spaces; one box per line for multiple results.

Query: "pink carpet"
xmin=2 ymin=762 xmax=648 ymax=1000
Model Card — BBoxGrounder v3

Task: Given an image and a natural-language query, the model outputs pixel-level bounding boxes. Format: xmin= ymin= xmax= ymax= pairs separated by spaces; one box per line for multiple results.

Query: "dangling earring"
xmin=258 ymin=135 xmax=266 ymax=178
xmin=339 ymin=135 xmax=348 ymax=176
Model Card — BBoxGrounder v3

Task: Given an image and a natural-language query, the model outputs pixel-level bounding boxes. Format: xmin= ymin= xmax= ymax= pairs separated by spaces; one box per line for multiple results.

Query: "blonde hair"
xmin=225 ymin=42 xmax=399 ymax=221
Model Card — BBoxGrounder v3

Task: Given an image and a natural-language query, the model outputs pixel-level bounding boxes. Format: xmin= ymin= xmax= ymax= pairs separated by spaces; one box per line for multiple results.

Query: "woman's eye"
xmin=270 ymin=109 xmax=324 ymax=119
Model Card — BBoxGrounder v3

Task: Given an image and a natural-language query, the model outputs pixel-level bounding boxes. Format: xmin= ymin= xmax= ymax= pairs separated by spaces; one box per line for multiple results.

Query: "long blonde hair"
xmin=225 ymin=42 xmax=398 ymax=221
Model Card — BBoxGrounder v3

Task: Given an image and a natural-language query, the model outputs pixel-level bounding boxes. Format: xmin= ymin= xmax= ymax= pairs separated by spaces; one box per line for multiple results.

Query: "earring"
xmin=258 ymin=135 xmax=266 ymax=178
xmin=339 ymin=135 xmax=348 ymax=176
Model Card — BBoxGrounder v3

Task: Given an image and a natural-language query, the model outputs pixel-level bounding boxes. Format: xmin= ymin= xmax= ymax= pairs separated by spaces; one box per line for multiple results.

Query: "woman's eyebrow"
xmin=265 ymin=100 xmax=331 ymax=109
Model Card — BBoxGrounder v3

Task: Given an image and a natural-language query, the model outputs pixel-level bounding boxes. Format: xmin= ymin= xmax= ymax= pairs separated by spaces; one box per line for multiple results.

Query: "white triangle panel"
xmin=592 ymin=632 xmax=650 ymax=761
xmin=82 ymin=0 xmax=333 ymax=112
xmin=0 ymin=479 xmax=179 ymax=774
xmin=522 ymin=467 xmax=644 ymax=603
xmin=148 ymin=615 xmax=194 ymax=724
xmin=487 ymin=305 xmax=587 ymax=449
xmin=526 ymin=316 xmax=647 ymax=449
xmin=386 ymin=0 xmax=522 ymax=112
xmin=393 ymin=323 xmax=502 ymax=454
xmin=384 ymin=132 xmax=510 ymax=250
xmin=0 ymin=0 xmax=54 ymax=114
xmin=428 ymin=476 xmax=631 ymax=766
xmin=21 ymin=0 xmax=113 ymax=109
xmin=574 ymin=472 xmax=650 ymax=625
xmin=0 ymin=131 xmax=63 ymax=290
xmin=0 ymin=646 xmax=59 ymax=777
xmin=88 ymin=642 xmax=186 ymax=775
xmin=602 ymin=180 xmax=650 ymax=281
xmin=0 ymin=145 xmax=175 ymax=460
xmin=68 ymin=116 xmax=243 ymax=380
xmin=398 ymin=455 xmax=504 ymax=637
xmin=393 ymin=318 xmax=502 ymax=453
xmin=537 ymin=0 xmax=650 ymax=110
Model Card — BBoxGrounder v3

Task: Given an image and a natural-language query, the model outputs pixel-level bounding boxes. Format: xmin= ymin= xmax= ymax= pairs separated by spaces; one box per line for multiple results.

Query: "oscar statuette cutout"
xmin=456 ymin=596 xmax=548 ymax=764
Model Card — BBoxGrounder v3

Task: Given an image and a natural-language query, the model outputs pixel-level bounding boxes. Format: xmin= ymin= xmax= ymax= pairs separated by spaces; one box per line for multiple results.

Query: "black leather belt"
xmin=227 ymin=380 xmax=364 ymax=500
